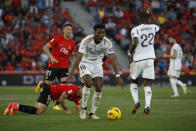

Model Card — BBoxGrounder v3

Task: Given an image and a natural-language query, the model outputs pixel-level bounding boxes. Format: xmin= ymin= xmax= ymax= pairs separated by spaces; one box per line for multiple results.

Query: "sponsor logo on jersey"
xmin=60 ymin=48 xmax=68 ymax=54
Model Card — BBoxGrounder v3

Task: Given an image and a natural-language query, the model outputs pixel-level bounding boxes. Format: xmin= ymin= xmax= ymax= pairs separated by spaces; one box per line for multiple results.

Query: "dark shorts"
xmin=45 ymin=68 xmax=69 ymax=81
xmin=37 ymin=85 xmax=52 ymax=106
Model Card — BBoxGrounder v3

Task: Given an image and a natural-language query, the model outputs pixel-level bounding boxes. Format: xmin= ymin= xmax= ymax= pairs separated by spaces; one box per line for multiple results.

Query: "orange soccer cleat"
xmin=10 ymin=102 xmax=19 ymax=116
xmin=3 ymin=103 xmax=13 ymax=116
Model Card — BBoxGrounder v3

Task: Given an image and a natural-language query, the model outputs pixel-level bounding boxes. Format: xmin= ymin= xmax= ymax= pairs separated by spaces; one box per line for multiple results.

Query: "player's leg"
xmin=80 ymin=74 xmax=93 ymax=119
xmin=176 ymin=78 xmax=187 ymax=94
xmin=79 ymin=62 xmax=93 ymax=119
xmin=35 ymin=68 xmax=56 ymax=93
xmin=88 ymin=77 xmax=103 ymax=119
xmin=130 ymin=62 xmax=141 ymax=114
xmin=169 ymin=76 xmax=179 ymax=97
xmin=130 ymin=78 xmax=140 ymax=114
xmin=142 ymin=59 xmax=154 ymax=115
xmin=143 ymin=79 xmax=152 ymax=115
xmin=168 ymin=68 xmax=179 ymax=97
xmin=53 ymin=68 xmax=69 ymax=110
xmin=13 ymin=102 xmax=47 ymax=115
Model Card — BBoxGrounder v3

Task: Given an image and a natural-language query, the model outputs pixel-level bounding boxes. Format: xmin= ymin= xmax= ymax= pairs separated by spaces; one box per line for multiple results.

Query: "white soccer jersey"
xmin=78 ymin=35 xmax=114 ymax=64
xmin=131 ymin=24 xmax=159 ymax=61
xmin=169 ymin=43 xmax=183 ymax=70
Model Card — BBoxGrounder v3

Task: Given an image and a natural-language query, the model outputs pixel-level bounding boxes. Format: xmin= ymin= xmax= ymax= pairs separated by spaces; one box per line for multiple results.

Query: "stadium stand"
xmin=79 ymin=0 xmax=196 ymax=74
xmin=0 ymin=0 xmax=86 ymax=71
xmin=0 ymin=0 xmax=195 ymax=75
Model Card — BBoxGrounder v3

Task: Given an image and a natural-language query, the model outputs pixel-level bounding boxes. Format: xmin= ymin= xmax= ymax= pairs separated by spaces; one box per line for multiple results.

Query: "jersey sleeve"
xmin=78 ymin=37 xmax=89 ymax=54
xmin=131 ymin=28 xmax=139 ymax=38
xmin=49 ymin=36 xmax=58 ymax=47
xmin=153 ymin=24 xmax=160 ymax=32
xmin=104 ymin=37 xmax=114 ymax=55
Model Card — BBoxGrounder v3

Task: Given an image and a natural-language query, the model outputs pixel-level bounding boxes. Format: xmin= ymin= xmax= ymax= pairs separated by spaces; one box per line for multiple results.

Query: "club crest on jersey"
xmin=60 ymin=48 xmax=68 ymax=54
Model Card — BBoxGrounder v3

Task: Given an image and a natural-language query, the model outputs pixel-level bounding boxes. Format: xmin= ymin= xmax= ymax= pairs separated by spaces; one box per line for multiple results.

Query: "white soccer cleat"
xmin=80 ymin=109 xmax=87 ymax=119
xmin=89 ymin=114 xmax=100 ymax=120
xmin=182 ymin=84 xmax=187 ymax=94
xmin=170 ymin=94 xmax=179 ymax=97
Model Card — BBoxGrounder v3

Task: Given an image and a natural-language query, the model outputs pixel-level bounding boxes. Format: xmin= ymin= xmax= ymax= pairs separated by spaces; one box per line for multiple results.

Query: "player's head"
xmin=63 ymin=23 xmax=73 ymax=38
xmin=93 ymin=24 xmax=106 ymax=44
xmin=168 ymin=35 xmax=176 ymax=44
xmin=137 ymin=8 xmax=149 ymax=24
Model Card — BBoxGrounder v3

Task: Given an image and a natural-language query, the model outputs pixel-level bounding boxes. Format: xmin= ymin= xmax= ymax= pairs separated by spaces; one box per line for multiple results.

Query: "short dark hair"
xmin=63 ymin=23 xmax=73 ymax=28
xmin=169 ymin=35 xmax=176 ymax=39
xmin=93 ymin=24 xmax=105 ymax=31
xmin=138 ymin=8 xmax=149 ymax=23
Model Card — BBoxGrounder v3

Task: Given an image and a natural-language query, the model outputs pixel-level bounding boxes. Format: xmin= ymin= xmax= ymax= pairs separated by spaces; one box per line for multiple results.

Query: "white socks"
xmin=90 ymin=92 xmax=102 ymax=114
xmin=169 ymin=78 xmax=179 ymax=96
xmin=130 ymin=83 xmax=139 ymax=104
xmin=144 ymin=86 xmax=152 ymax=108
xmin=81 ymin=86 xmax=91 ymax=109
xmin=176 ymin=80 xmax=185 ymax=87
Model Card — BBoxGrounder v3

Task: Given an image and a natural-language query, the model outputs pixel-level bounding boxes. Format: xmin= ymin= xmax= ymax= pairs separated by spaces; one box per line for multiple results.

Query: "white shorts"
xmin=167 ymin=68 xmax=180 ymax=78
xmin=79 ymin=61 xmax=103 ymax=79
xmin=130 ymin=59 xmax=155 ymax=80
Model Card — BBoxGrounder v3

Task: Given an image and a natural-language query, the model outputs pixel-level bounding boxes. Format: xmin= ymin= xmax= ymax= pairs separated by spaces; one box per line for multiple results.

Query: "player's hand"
xmin=66 ymin=74 xmax=73 ymax=82
xmin=116 ymin=77 xmax=125 ymax=87
xmin=66 ymin=109 xmax=72 ymax=114
xmin=51 ymin=57 xmax=58 ymax=64
xmin=144 ymin=6 xmax=151 ymax=15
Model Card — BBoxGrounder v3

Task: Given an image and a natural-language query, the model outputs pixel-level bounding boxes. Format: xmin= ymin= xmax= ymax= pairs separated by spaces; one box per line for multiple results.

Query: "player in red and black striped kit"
xmin=40 ymin=23 xmax=76 ymax=111
xmin=4 ymin=82 xmax=82 ymax=115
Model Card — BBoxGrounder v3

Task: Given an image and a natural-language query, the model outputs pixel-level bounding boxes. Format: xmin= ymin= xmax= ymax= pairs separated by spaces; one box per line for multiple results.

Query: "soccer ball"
xmin=107 ymin=107 xmax=121 ymax=120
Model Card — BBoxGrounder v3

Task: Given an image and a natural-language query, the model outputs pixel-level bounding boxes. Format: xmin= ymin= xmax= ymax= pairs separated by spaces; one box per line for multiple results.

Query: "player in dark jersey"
xmin=38 ymin=23 xmax=76 ymax=111
xmin=4 ymin=82 xmax=82 ymax=115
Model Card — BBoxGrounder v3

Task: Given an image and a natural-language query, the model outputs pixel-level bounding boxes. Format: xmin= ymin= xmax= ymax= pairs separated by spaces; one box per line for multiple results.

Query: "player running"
xmin=67 ymin=24 xmax=125 ymax=119
xmin=165 ymin=35 xmax=187 ymax=97
xmin=4 ymin=82 xmax=82 ymax=115
xmin=40 ymin=23 xmax=76 ymax=111
xmin=128 ymin=7 xmax=160 ymax=115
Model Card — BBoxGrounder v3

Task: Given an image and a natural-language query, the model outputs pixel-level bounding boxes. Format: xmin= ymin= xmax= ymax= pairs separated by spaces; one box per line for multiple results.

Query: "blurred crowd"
xmin=0 ymin=0 xmax=86 ymax=71
xmin=80 ymin=0 xmax=196 ymax=74
xmin=0 ymin=0 xmax=196 ymax=74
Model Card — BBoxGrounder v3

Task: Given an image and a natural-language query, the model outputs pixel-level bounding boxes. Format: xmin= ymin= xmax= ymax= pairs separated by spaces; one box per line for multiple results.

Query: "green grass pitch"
xmin=0 ymin=86 xmax=196 ymax=131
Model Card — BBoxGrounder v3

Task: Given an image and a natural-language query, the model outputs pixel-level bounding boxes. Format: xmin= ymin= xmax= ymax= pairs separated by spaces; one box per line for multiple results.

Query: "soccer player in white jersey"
xmin=128 ymin=7 xmax=160 ymax=115
xmin=67 ymin=24 xmax=124 ymax=119
xmin=165 ymin=36 xmax=187 ymax=97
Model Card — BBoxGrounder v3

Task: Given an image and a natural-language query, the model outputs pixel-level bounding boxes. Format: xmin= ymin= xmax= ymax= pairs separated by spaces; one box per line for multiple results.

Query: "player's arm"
xmin=128 ymin=37 xmax=138 ymax=63
xmin=69 ymin=53 xmax=76 ymax=67
xmin=165 ymin=50 xmax=177 ymax=59
xmin=145 ymin=7 xmax=160 ymax=28
xmin=58 ymin=92 xmax=71 ymax=114
xmin=67 ymin=52 xmax=83 ymax=81
xmin=43 ymin=42 xmax=58 ymax=64
xmin=75 ymin=105 xmax=81 ymax=114
xmin=107 ymin=53 xmax=125 ymax=87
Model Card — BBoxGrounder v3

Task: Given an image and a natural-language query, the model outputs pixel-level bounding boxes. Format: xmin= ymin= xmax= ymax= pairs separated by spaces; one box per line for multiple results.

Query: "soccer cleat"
xmin=53 ymin=105 xmax=62 ymax=111
xmin=170 ymin=94 xmax=179 ymax=97
xmin=10 ymin=102 xmax=19 ymax=116
xmin=3 ymin=103 xmax=13 ymax=116
xmin=88 ymin=113 xmax=100 ymax=120
xmin=80 ymin=109 xmax=87 ymax=119
xmin=143 ymin=107 xmax=150 ymax=115
xmin=131 ymin=102 xmax=140 ymax=114
xmin=182 ymin=84 xmax=187 ymax=94
xmin=35 ymin=81 xmax=43 ymax=93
